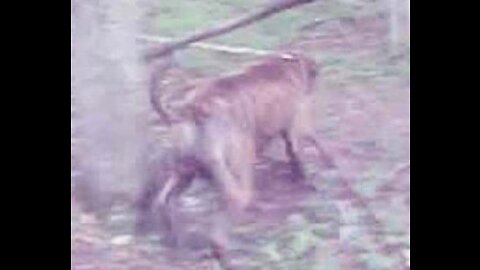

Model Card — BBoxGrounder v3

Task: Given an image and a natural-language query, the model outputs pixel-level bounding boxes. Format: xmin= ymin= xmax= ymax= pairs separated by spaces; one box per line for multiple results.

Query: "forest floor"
xmin=71 ymin=9 xmax=410 ymax=270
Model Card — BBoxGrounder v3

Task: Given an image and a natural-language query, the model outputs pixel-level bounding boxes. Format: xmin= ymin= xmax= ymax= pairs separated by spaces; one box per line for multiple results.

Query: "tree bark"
xmin=388 ymin=0 xmax=400 ymax=54
xmin=71 ymin=0 xmax=150 ymax=213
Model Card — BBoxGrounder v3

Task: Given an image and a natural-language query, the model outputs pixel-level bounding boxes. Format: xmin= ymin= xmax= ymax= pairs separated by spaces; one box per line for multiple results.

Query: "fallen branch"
xmin=145 ymin=0 xmax=316 ymax=60
xmin=138 ymin=35 xmax=276 ymax=56
xmin=392 ymin=162 xmax=410 ymax=178
xmin=299 ymin=17 xmax=329 ymax=31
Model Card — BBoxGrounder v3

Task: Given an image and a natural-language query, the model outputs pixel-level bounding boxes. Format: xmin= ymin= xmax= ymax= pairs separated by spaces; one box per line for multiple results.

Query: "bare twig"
xmin=137 ymin=35 xmax=276 ymax=56
xmin=145 ymin=0 xmax=316 ymax=60
xmin=391 ymin=162 xmax=410 ymax=178
xmin=299 ymin=17 xmax=329 ymax=31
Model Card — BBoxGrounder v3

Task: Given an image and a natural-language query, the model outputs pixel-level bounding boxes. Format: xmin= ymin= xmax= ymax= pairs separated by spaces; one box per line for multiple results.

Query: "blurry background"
xmin=71 ymin=0 xmax=409 ymax=269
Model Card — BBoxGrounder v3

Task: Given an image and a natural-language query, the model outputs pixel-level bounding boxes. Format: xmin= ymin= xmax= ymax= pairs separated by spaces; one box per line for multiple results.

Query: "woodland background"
xmin=71 ymin=0 xmax=410 ymax=269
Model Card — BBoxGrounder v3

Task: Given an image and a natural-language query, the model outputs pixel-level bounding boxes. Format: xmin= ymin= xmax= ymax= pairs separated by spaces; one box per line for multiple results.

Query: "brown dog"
xmin=136 ymin=53 xmax=335 ymax=255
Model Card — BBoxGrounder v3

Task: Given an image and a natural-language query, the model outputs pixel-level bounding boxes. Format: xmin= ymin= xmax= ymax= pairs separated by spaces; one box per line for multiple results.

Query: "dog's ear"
xmin=284 ymin=53 xmax=319 ymax=92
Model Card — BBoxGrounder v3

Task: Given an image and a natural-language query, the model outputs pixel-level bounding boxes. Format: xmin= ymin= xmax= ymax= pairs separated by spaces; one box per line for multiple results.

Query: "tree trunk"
xmin=388 ymin=0 xmax=400 ymax=54
xmin=71 ymin=0 xmax=150 ymax=213
xmin=387 ymin=0 xmax=410 ymax=54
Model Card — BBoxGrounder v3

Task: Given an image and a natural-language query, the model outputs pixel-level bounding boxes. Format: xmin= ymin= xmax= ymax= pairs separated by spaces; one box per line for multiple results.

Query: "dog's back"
xmin=188 ymin=54 xmax=319 ymax=138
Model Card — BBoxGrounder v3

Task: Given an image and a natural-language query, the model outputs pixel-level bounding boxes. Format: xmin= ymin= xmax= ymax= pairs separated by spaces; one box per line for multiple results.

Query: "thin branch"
xmin=299 ymin=18 xmax=328 ymax=31
xmin=145 ymin=0 xmax=316 ymax=60
xmin=137 ymin=35 xmax=276 ymax=56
